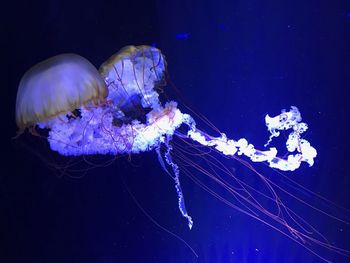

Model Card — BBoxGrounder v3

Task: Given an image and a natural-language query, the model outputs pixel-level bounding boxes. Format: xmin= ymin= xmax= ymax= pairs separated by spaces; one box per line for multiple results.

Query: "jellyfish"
xmin=16 ymin=53 xmax=108 ymax=130
xmin=15 ymin=45 xmax=349 ymax=262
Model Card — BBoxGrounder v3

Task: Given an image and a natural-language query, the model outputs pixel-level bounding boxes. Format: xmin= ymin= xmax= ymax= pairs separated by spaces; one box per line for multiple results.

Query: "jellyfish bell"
xmin=99 ymin=45 xmax=167 ymax=114
xmin=15 ymin=53 xmax=108 ymax=131
xmin=15 ymin=45 xmax=350 ymax=262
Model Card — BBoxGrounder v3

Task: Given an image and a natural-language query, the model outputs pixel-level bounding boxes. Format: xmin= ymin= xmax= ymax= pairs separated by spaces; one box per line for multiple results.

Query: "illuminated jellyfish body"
xmin=16 ymin=46 xmax=348 ymax=261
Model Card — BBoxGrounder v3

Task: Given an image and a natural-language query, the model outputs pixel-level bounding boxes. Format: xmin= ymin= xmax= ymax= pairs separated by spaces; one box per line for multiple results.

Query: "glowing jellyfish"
xmin=15 ymin=45 xmax=349 ymax=262
xmin=16 ymin=53 xmax=108 ymax=130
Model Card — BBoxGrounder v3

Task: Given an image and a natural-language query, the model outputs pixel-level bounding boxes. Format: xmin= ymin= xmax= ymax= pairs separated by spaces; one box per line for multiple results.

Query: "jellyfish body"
xmin=99 ymin=45 xmax=166 ymax=111
xmin=16 ymin=45 xmax=350 ymax=262
xmin=16 ymin=54 xmax=108 ymax=129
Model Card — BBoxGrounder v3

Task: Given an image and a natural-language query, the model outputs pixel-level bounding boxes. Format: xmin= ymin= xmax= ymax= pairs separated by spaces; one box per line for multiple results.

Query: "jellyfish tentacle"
xmin=183 ymin=107 xmax=317 ymax=172
xmin=163 ymin=135 xmax=193 ymax=230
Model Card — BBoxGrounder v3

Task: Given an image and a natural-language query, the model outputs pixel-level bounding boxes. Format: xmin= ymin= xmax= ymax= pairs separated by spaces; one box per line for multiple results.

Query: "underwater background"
xmin=3 ymin=0 xmax=350 ymax=262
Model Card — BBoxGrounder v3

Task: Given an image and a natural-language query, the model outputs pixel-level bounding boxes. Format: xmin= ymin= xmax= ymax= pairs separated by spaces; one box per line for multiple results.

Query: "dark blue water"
xmin=3 ymin=0 xmax=350 ymax=262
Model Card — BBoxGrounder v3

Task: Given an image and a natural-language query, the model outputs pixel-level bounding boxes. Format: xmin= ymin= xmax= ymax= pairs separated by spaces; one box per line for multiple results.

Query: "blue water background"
xmin=3 ymin=0 xmax=350 ymax=262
